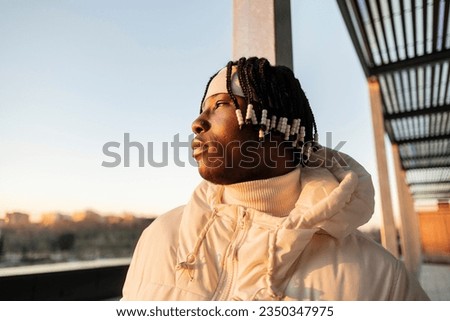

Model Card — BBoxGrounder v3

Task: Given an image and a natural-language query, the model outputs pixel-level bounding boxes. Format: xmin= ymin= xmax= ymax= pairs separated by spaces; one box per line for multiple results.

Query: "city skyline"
xmin=0 ymin=209 xmax=156 ymax=224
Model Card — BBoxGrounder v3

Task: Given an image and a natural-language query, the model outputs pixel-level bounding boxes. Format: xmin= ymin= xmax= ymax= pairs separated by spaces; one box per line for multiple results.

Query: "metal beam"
xmin=375 ymin=0 xmax=392 ymax=63
xmin=384 ymin=104 xmax=450 ymax=120
xmin=369 ymin=50 xmax=450 ymax=76
xmin=403 ymin=164 xmax=450 ymax=170
xmin=413 ymin=193 xmax=450 ymax=199
xmin=411 ymin=0 xmax=417 ymax=57
xmin=401 ymin=154 xmax=450 ymax=161
xmin=395 ymin=134 xmax=450 ymax=145
xmin=365 ymin=0 xmax=384 ymax=65
xmin=409 ymin=181 xmax=450 ymax=186
xmin=336 ymin=0 xmax=371 ymax=77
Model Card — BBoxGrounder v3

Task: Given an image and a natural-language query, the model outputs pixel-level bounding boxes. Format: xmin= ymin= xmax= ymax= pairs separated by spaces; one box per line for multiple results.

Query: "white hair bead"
xmin=284 ymin=125 xmax=291 ymax=140
xmin=280 ymin=118 xmax=287 ymax=134
xmin=270 ymin=116 xmax=277 ymax=129
xmin=306 ymin=143 xmax=311 ymax=159
xmin=290 ymin=120 xmax=297 ymax=136
xmin=294 ymin=119 xmax=301 ymax=135
xmin=299 ymin=126 xmax=306 ymax=142
xmin=251 ymin=109 xmax=258 ymax=125
xmin=282 ymin=118 xmax=288 ymax=133
xmin=260 ymin=109 xmax=268 ymax=125
xmin=265 ymin=119 xmax=271 ymax=134
xmin=245 ymin=104 xmax=253 ymax=123
xmin=236 ymin=109 xmax=244 ymax=128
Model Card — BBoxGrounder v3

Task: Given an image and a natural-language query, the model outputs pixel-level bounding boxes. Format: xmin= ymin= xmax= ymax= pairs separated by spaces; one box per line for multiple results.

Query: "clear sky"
xmin=0 ymin=0 xmax=388 ymax=229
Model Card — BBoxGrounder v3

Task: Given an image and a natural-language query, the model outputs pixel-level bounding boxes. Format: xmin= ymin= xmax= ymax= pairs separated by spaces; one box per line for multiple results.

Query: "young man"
xmin=122 ymin=57 xmax=429 ymax=300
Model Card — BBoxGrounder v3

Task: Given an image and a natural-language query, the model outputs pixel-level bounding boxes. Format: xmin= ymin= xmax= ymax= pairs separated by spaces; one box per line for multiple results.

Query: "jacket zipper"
xmin=214 ymin=208 xmax=248 ymax=300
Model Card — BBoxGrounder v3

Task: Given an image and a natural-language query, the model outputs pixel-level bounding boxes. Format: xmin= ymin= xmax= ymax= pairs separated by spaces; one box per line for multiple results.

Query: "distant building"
xmin=105 ymin=215 xmax=124 ymax=224
xmin=121 ymin=212 xmax=137 ymax=222
xmin=40 ymin=212 xmax=72 ymax=226
xmin=72 ymin=210 xmax=104 ymax=223
xmin=5 ymin=212 xmax=30 ymax=225
xmin=418 ymin=200 xmax=450 ymax=262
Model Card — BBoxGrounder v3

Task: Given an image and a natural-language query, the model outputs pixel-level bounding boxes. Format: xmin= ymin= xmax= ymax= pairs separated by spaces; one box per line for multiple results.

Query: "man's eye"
xmin=214 ymin=100 xmax=229 ymax=109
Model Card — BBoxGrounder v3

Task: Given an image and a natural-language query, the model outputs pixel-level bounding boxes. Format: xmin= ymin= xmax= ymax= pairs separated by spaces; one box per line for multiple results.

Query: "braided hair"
xmin=200 ymin=57 xmax=318 ymax=164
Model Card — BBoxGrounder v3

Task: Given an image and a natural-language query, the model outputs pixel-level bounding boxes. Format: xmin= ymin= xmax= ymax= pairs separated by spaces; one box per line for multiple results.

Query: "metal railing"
xmin=0 ymin=258 xmax=130 ymax=300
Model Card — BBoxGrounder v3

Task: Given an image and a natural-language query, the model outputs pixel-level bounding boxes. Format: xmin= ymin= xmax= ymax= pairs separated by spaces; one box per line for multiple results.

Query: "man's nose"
xmin=191 ymin=116 xmax=211 ymax=134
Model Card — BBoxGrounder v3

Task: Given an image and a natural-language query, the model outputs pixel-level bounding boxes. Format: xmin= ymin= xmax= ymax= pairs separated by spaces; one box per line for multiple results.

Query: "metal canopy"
xmin=337 ymin=0 xmax=450 ymax=202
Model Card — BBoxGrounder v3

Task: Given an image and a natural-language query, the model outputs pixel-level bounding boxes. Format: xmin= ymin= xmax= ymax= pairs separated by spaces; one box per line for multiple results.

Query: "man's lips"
xmin=191 ymin=138 xmax=208 ymax=159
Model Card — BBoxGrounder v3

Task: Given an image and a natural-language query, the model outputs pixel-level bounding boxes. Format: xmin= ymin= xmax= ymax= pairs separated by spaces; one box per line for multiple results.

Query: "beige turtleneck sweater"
xmin=221 ymin=167 xmax=301 ymax=217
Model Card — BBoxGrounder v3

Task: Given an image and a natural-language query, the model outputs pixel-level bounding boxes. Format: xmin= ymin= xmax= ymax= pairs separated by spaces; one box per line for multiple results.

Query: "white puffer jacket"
xmin=122 ymin=149 xmax=429 ymax=300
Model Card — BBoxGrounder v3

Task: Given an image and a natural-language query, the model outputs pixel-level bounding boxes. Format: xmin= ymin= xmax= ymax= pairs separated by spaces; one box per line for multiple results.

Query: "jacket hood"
xmin=290 ymin=147 xmax=375 ymax=238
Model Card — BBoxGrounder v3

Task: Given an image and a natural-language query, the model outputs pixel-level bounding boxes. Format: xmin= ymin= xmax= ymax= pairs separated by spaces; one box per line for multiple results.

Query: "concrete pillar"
xmin=368 ymin=78 xmax=399 ymax=258
xmin=391 ymin=143 xmax=422 ymax=276
xmin=232 ymin=0 xmax=293 ymax=68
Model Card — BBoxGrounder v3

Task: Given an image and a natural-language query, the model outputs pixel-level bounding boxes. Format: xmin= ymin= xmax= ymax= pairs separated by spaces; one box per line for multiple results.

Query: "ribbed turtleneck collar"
xmin=221 ymin=167 xmax=301 ymax=217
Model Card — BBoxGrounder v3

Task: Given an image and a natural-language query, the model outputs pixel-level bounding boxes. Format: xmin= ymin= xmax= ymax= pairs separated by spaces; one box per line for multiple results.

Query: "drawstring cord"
xmin=175 ymin=208 xmax=218 ymax=281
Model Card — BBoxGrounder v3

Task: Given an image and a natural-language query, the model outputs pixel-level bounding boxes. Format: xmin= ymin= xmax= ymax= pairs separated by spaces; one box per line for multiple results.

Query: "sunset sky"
xmin=1 ymin=0 xmax=396 ymax=229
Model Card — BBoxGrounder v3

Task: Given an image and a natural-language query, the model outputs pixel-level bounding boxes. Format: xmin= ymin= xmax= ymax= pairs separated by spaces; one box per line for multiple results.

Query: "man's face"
xmin=191 ymin=93 xmax=271 ymax=185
